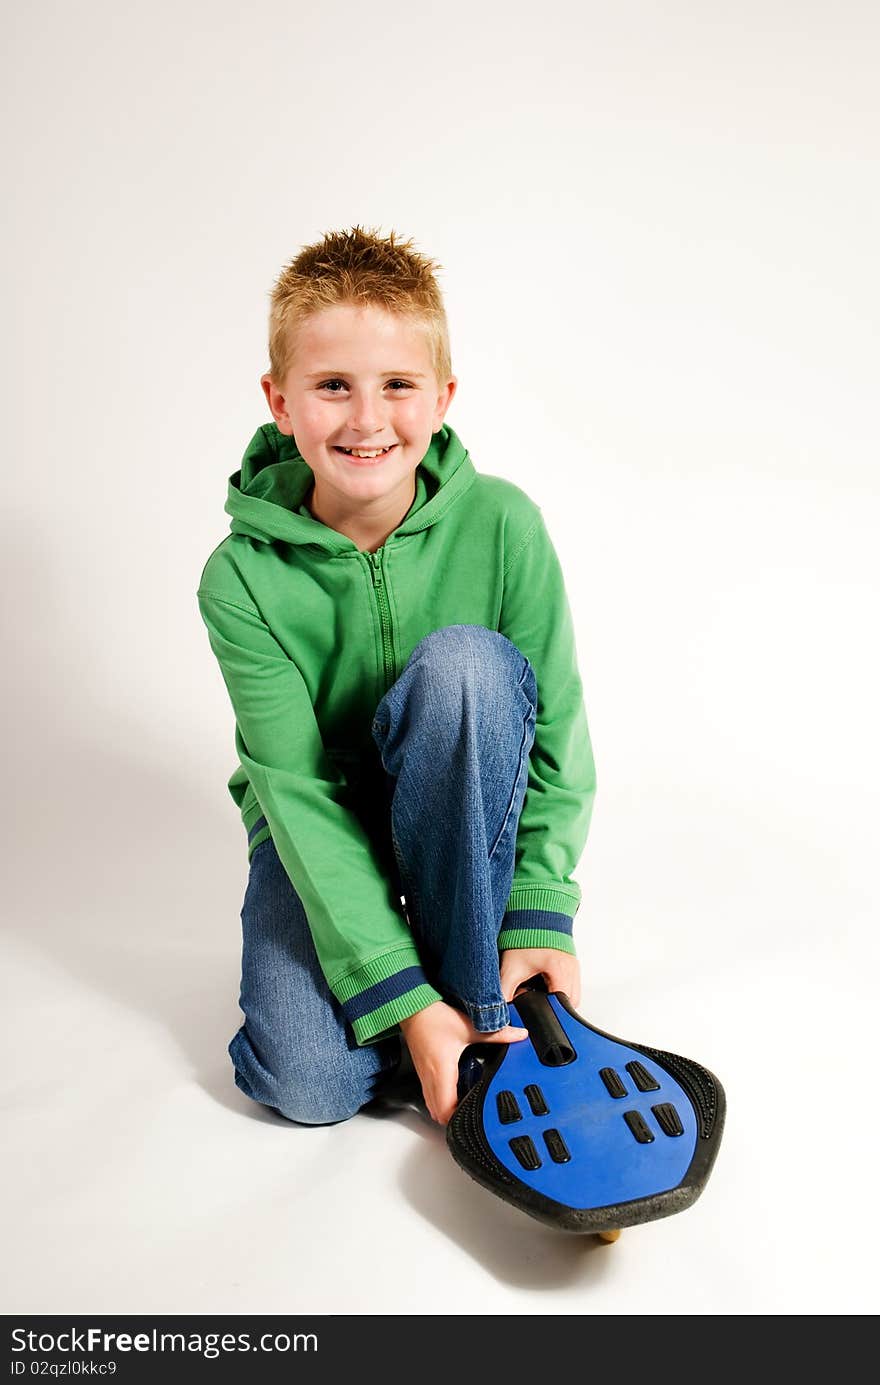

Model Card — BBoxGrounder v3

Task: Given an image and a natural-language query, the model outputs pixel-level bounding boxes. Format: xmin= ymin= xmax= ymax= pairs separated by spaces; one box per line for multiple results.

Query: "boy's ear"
xmin=261 ymin=373 xmax=293 ymax=434
xmin=434 ymin=375 xmax=458 ymax=430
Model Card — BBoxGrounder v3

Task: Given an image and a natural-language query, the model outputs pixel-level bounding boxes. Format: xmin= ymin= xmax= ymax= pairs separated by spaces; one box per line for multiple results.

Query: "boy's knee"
xmin=415 ymin=623 xmax=516 ymax=662
xmin=246 ymin=1070 xmax=362 ymax=1126
xmin=229 ymin=1028 xmax=364 ymax=1125
xmin=408 ymin=625 xmax=534 ymax=702
xmin=271 ymin=1089 xmax=361 ymax=1126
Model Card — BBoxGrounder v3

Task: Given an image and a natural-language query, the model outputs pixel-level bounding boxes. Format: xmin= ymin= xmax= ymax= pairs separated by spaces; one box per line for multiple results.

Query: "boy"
xmin=197 ymin=225 xmax=597 ymax=1127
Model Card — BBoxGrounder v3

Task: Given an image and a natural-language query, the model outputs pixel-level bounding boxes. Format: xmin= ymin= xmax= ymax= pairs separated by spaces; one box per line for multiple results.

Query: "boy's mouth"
xmin=333 ymin=444 xmax=398 ymax=464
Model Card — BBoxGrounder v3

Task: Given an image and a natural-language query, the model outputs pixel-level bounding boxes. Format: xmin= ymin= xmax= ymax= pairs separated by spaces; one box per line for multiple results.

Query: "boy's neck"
xmin=304 ymin=476 xmax=417 ymax=554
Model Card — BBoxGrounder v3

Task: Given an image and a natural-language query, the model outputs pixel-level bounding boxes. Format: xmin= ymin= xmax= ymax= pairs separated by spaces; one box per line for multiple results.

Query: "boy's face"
xmin=261 ymin=302 xmax=457 ymax=510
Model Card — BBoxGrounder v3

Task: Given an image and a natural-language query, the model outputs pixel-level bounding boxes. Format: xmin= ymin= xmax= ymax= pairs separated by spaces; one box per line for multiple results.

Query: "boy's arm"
xmin=197 ymin=587 xmax=442 ymax=1044
xmin=496 ymin=511 xmax=598 ymax=956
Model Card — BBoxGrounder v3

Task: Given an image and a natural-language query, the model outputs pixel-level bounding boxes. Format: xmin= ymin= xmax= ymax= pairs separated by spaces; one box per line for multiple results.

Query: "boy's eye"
xmin=318 ymin=379 xmax=413 ymax=392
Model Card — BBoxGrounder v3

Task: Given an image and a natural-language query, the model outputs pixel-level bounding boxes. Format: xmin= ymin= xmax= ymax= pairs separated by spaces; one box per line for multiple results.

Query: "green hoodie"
xmin=197 ymin=421 xmax=597 ymax=1044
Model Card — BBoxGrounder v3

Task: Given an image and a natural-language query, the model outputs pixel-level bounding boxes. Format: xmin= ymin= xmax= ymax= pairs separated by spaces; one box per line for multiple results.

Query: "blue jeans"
xmin=228 ymin=624 xmax=538 ymax=1124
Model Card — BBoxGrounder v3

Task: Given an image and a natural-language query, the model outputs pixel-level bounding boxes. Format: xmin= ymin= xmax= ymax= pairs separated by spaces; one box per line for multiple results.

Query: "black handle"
xmin=512 ymin=986 xmax=577 ymax=1067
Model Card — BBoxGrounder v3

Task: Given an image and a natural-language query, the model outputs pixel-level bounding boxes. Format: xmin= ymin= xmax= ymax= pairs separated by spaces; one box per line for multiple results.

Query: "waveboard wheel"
xmin=597 ymin=1229 xmax=621 ymax=1244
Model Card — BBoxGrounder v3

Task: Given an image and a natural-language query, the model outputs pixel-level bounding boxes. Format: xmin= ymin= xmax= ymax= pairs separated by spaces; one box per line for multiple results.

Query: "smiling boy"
xmin=197 ymin=226 xmax=597 ymax=1126
xmin=262 ymin=301 xmax=454 ymax=556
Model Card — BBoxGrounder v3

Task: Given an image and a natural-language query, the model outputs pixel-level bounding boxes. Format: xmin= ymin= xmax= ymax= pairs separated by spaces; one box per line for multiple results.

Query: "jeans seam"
xmin=391 ymin=828 xmax=420 ymax=930
xmin=487 ymin=664 xmax=535 ymax=862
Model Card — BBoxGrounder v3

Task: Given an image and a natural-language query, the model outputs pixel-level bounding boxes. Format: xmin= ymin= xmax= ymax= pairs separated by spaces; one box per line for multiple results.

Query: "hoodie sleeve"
xmin=496 ymin=512 xmax=597 ymax=956
xmin=197 ymin=589 xmax=443 ymax=1044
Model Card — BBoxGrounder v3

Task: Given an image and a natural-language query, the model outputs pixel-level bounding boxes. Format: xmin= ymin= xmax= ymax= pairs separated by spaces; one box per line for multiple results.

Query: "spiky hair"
xmin=266 ymin=224 xmax=452 ymax=386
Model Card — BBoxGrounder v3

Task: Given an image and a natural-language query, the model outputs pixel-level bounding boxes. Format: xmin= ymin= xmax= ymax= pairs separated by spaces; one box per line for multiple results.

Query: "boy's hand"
xmin=499 ymin=947 xmax=582 ymax=1010
xmin=399 ymin=1001 xmax=528 ymax=1127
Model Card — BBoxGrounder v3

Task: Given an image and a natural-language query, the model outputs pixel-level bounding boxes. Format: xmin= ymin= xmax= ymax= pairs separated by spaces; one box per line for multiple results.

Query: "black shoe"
xmin=367 ymin=1041 xmax=489 ymax=1113
xmin=368 ymin=1039 xmax=425 ymax=1111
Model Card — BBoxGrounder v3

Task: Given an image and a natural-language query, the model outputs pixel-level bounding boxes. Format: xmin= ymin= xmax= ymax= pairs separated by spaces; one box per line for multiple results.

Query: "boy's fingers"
xmin=431 ymin=1071 xmax=461 ymax=1126
xmin=500 ymin=966 xmax=535 ymax=999
xmin=481 ymin=1025 xmax=528 ymax=1043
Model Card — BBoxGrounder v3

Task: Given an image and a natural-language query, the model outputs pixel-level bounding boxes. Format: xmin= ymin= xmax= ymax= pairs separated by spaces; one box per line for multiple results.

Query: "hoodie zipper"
xmin=367 ymin=550 xmax=396 ymax=690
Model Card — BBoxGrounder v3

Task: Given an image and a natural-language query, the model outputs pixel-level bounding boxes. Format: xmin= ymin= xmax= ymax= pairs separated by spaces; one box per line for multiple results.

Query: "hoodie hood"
xmin=225 ymin=421 xmax=477 ymax=552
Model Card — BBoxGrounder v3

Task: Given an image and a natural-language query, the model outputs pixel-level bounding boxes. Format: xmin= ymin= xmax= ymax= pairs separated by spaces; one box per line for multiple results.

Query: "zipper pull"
xmin=370 ymin=552 xmax=383 ymax=584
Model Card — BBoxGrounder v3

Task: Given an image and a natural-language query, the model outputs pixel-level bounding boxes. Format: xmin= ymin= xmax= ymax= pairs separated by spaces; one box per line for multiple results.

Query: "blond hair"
xmin=266 ymin=224 xmax=452 ymax=387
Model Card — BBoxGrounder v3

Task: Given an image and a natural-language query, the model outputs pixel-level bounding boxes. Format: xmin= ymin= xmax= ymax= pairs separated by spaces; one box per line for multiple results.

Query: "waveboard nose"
xmin=446 ymin=992 xmax=726 ymax=1236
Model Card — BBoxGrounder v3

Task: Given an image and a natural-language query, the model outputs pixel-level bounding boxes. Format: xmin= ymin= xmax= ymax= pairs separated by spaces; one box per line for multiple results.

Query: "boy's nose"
xmin=348 ymin=410 xmax=384 ymax=433
xmin=347 ymin=394 xmax=386 ymax=433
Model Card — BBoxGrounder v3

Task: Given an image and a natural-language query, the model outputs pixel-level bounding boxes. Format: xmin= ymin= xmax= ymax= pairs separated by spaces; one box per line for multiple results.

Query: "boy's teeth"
xmin=340 ymin=446 xmax=392 ymax=457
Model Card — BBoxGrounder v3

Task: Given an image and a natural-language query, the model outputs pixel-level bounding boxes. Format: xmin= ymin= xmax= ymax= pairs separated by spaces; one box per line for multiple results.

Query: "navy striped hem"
xmin=502 ymin=908 xmax=574 ymax=933
xmin=247 ymin=814 xmax=268 ymax=843
xmin=341 ymin=965 xmax=429 ymax=1023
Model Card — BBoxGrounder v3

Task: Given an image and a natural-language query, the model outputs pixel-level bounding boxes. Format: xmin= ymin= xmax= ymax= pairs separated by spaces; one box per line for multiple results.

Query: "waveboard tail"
xmin=446 ymin=989 xmax=726 ymax=1235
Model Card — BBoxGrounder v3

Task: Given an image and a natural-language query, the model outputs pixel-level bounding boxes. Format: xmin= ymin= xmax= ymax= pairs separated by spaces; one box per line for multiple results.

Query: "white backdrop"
xmin=3 ymin=0 xmax=878 ymax=1316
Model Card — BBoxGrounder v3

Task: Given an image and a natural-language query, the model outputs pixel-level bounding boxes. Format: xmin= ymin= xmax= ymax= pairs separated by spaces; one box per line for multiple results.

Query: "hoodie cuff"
xmin=332 ymin=948 xmax=443 ymax=1045
xmin=498 ymin=907 xmax=577 ymax=957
